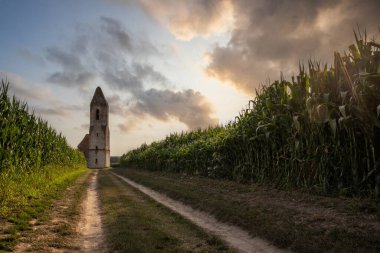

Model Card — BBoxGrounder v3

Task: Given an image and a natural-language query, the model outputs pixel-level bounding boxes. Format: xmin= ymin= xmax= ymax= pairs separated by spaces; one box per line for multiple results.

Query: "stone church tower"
xmin=78 ymin=87 xmax=110 ymax=168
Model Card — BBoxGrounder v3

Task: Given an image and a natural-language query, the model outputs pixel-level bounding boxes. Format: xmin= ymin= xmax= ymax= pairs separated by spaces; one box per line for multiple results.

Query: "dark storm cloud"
xmin=44 ymin=16 xmax=218 ymax=130
xmin=206 ymin=0 xmax=380 ymax=94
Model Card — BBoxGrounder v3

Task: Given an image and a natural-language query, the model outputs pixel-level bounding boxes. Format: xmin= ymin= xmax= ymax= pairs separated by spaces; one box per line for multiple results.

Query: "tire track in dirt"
xmin=77 ymin=170 xmax=106 ymax=252
xmin=12 ymin=172 xmax=89 ymax=253
xmin=112 ymin=172 xmax=289 ymax=253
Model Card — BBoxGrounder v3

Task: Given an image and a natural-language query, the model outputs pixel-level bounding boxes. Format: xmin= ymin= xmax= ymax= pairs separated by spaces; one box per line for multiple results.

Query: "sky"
xmin=0 ymin=0 xmax=379 ymax=156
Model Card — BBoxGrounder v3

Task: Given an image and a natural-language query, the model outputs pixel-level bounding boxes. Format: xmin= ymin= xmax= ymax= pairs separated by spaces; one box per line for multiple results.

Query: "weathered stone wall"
xmin=105 ymin=150 xmax=110 ymax=167
xmin=90 ymin=105 xmax=108 ymax=128
xmin=88 ymin=149 xmax=106 ymax=168
xmin=87 ymin=87 xmax=110 ymax=168
xmin=88 ymin=124 xmax=109 ymax=168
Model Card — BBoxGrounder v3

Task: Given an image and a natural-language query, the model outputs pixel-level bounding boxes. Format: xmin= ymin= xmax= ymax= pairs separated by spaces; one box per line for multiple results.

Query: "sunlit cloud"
xmin=0 ymin=71 xmax=87 ymax=118
xmin=205 ymin=0 xmax=380 ymax=95
xmin=0 ymin=71 xmax=60 ymax=104
xmin=122 ymin=0 xmax=234 ymax=40
xmin=42 ymin=16 xmax=219 ymax=130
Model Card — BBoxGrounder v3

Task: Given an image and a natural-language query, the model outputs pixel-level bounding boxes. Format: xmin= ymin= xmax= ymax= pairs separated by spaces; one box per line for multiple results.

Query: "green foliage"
xmin=0 ymin=80 xmax=85 ymax=173
xmin=0 ymin=80 xmax=86 ymax=216
xmin=121 ymin=31 xmax=380 ymax=197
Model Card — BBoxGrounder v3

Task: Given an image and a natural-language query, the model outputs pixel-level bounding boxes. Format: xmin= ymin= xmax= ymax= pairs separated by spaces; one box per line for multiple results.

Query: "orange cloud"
xmin=130 ymin=0 xmax=234 ymax=40
xmin=205 ymin=0 xmax=380 ymax=95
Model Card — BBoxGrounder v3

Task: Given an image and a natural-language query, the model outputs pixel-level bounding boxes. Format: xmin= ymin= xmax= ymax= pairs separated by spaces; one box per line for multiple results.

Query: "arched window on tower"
xmin=96 ymin=109 xmax=100 ymax=120
xmin=96 ymin=146 xmax=98 ymax=153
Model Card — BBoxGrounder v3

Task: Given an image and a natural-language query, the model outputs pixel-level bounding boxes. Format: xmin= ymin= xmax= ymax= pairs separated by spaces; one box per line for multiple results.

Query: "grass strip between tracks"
xmin=98 ymin=170 xmax=235 ymax=253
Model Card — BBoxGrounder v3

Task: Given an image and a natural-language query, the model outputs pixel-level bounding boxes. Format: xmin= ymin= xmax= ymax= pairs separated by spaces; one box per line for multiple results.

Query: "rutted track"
xmin=77 ymin=170 xmax=106 ymax=253
xmin=112 ymin=171 xmax=288 ymax=253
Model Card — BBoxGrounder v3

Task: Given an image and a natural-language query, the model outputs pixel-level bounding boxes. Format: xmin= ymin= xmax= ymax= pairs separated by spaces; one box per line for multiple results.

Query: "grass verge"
xmin=0 ymin=165 xmax=88 ymax=251
xmin=113 ymin=167 xmax=380 ymax=253
xmin=98 ymin=169 xmax=234 ymax=253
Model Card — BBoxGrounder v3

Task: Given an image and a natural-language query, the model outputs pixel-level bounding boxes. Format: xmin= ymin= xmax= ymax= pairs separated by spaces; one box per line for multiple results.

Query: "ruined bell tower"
xmin=78 ymin=87 xmax=110 ymax=168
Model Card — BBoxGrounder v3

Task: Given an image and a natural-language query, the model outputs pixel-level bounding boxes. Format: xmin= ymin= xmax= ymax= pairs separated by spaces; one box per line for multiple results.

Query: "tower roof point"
xmin=91 ymin=86 xmax=108 ymax=107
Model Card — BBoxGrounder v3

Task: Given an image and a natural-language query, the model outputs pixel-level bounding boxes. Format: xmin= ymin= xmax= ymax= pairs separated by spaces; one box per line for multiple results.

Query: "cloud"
xmin=47 ymin=71 xmax=95 ymax=87
xmin=133 ymin=63 xmax=168 ymax=86
xmin=118 ymin=121 xmax=137 ymax=133
xmin=101 ymin=47 xmax=218 ymax=129
xmin=34 ymin=107 xmax=70 ymax=117
xmin=45 ymin=46 xmax=95 ymax=89
xmin=80 ymin=123 xmax=90 ymax=130
xmin=123 ymin=0 xmax=234 ymax=40
xmin=44 ymin=16 xmax=159 ymax=90
xmin=131 ymin=88 xmax=218 ymax=130
xmin=104 ymin=65 xmax=218 ymax=129
xmin=103 ymin=63 xmax=169 ymax=93
xmin=41 ymin=16 xmax=218 ymax=130
xmin=205 ymin=0 xmax=380 ymax=94
xmin=95 ymin=16 xmax=158 ymax=61
xmin=17 ymin=48 xmax=46 ymax=66
xmin=46 ymin=46 xmax=84 ymax=71
xmin=0 ymin=71 xmax=88 ymax=118
xmin=103 ymin=69 xmax=143 ymax=94
xmin=107 ymin=94 xmax=127 ymax=116
xmin=100 ymin=16 xmax=133 ymax=51
xmin=32 ymin=103 xmax=87 ymax=118
xmin=0 ymin=71 xmax=59 ymax=104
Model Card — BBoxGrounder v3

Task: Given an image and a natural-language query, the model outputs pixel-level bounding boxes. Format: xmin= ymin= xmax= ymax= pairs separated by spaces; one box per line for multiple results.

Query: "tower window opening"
xmin=96 ymin=132 xmax=99 ymax=137
xmin=96 ymin=109 xmax=100 ymax=120
xmin=95 ymin=158 xmax=98 ymax=165
xmin=96 ymin=146 xmax=98 ymax=153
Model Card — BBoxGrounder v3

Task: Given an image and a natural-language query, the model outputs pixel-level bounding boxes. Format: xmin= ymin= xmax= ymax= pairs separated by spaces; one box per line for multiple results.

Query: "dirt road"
xmin=98 ymin=170 xmax=234 ymax=252
xmin=77 ymin=170 xmax=106 ymax=252
xmin=12 ymin=171 xmax=107 ymax=253
xmin=13 ymin=169 xmax=285 ymax=252
xmin=13 ymin=172 xmax=90 ymax=252
xmin=112 ymin=171 xmax=286 ymax=253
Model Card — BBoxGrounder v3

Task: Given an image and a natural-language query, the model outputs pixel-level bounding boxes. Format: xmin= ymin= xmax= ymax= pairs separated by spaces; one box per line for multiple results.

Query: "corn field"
xmin=121 ymin=31 xmax=380 ymax=197
xmin=0 ymin=80 xmax=85 ymax=173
